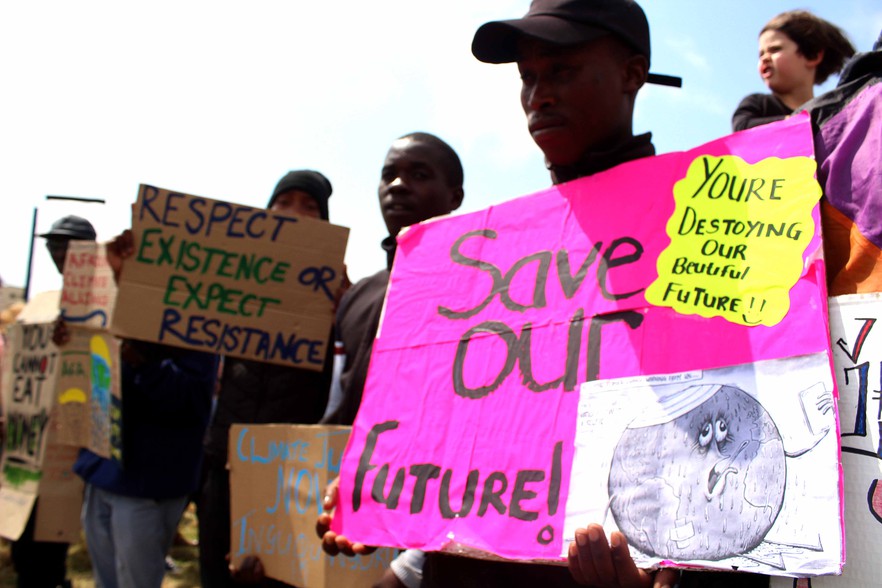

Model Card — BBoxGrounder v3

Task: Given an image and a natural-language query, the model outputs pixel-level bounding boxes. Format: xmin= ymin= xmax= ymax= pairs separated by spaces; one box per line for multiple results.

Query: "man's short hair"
xmin=398 ymin=132 xmax=464 ymax=189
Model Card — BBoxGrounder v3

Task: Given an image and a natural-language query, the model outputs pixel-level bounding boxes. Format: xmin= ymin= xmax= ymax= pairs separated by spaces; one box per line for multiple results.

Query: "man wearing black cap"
xmin=9 ymin=215 xmax=97 ymax=588
xmin=471 ymin=2 xmax=766 ymax=588
xmin=197 ymin=170 xmax=337 ymax=588
xmin=472 ymin=0 xmax=680 ymax=186
xmin=40 ymin=214 xmax=98 ymax=273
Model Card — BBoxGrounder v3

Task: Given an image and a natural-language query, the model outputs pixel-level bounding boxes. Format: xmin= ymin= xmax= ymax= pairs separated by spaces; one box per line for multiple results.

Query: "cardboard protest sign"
xmin=60 ymin=240 xmax=117 ymax=328
xmin=32 ymin=432 xmax=83 ymax=542
xmin=15 ymin=290 xmax=61 ymax=324
xmin=229 ymin=424 xmax=395 ymax=588
xmin=53 ymin=328 xmax=122 ymax=460
xmin=769 ymin=294 xmax=882 ymax=586
xmin=334 ymin=116 xmax=839 ymax=574
xmin=0 ymin=321 xmax=60 ymax=540
xmin=111 ymin=185 xmax=349 ymax=371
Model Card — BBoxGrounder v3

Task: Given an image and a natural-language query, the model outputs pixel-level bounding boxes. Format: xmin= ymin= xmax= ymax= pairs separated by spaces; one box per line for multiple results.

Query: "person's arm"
xmin=105 ymin=229 xmax=135 ymax=283
xmin=732 ymin=94 xmax=789 ymax=132
xmin=380 ymin=549 xmax=424 ymax=588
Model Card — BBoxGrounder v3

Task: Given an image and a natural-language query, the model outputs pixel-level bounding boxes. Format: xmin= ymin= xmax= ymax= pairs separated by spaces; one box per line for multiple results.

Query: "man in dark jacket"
xmin=467 ymin=2 xmax=769 ymax=588
xmin=197 ymin=170 xmax=336 ymax=588
xmin=9 ymin=215 xmax=97 ymax=588
xmin=318 ymin=132 xmax=463 ymax=588
xmin=321 ymin=132 xmax=464 ymax=426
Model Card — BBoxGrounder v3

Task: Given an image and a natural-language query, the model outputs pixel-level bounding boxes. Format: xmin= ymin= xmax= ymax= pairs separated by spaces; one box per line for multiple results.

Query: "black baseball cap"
xmin=472 ymin=0 xmax=682 ymax=88
xmin=39 ymin=215 xmax=96 ymax=240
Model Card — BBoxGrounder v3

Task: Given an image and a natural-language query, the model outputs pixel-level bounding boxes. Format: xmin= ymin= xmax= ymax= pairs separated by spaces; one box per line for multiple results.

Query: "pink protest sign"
xmin=335 ymin=117 xmax=836 ymax=563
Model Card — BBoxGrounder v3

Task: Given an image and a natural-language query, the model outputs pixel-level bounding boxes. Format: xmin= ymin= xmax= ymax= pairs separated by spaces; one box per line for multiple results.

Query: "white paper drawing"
xmin=565 ymin=353 xmax=841 ymax=577
xmin=770 ymin=294 xmax=882 ymax=587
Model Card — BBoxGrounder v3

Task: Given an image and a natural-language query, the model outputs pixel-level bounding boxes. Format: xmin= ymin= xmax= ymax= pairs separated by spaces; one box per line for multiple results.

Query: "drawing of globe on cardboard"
xmin=608 ymin=384 xmax=786 ymax=560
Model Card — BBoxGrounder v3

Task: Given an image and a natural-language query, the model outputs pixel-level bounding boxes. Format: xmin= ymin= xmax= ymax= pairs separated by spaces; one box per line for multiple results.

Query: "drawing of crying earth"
xmin=608 ymin=383 xmax=827 ymax=565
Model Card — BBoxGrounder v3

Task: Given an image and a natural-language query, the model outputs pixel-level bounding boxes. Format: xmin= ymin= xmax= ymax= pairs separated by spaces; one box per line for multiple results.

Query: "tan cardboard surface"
xmin=112 ymin=185 xmax=348 ymax=371
xmin=53 ymin=328 xmax=121 ymax=459
xmin=229 ymin=424 xmax=394 ymax=587
xmin=33 ymin=431 xmax=83 ymax=543
xmin=60 ymin=241 xmax=117 ymax=329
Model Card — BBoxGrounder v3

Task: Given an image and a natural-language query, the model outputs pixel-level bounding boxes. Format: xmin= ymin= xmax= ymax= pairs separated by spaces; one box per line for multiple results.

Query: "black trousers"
xmin=10 ymin=505 xmax=70 ymax=588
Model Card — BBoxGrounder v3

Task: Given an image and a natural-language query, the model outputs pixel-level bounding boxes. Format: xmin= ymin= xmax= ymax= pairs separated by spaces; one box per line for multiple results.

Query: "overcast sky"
xmin=1 ymin=0 xmax=880 ymax=296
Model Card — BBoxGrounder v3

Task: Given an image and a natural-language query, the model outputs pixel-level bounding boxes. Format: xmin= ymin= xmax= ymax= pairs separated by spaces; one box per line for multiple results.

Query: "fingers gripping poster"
xmin=334 ymin=116 xmax=841 ymax=575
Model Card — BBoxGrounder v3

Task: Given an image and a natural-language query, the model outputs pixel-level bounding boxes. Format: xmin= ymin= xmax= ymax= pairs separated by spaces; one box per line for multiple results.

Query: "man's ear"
xmin=449 ymin=187 xmax=464 ymax=213
xmin=623 ymin=54 xmax=649 ymax=93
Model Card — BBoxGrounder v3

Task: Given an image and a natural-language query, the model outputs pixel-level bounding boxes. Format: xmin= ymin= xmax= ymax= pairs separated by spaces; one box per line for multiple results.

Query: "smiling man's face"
xmin=517 ymin=36 xmax=636 ymax=167
xmin=378 ymin=138 xmax=462 ymax=236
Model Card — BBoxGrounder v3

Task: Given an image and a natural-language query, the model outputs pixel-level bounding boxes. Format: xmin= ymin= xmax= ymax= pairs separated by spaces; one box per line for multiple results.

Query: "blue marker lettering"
xmin=246 ymin=212 xmax=267 ymax=239
xmin=139 ymin=185 xmax=162 ymax=223
xmin=162 ymin=192 xmax=184 ymax=228
xmin=227 ymin=206 xmax=252 ymax=238
xmin=185 ymin=197 xmax=206 ymax=234
xmin=205 ymin=201 xmax=233 ymax=237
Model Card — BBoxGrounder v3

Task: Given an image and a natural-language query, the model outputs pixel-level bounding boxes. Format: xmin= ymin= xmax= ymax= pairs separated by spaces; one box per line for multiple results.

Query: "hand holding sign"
xmin=317 ymin=477 xmax=377 ymax=557
xmin=51 ymin=315 xmax=70 ymax=346
xmin=229 ymin=555 xmax=266 ymax=584
xmin=567 ymin=524 xmax=678 ymax=588
xmin=105 ymin=229 xmax=136 ymax=285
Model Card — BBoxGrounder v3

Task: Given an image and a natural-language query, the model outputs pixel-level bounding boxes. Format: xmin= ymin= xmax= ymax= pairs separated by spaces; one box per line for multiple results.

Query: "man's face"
xmin=517 ymin=36 xmax=633 ymax=167
xmin=270 ymin=189 xmax=322 ymax=219
xmin=378 ymin=138 xmax=462 ymax=236
xmin=45 ymin=237 xmax=70 ymax=273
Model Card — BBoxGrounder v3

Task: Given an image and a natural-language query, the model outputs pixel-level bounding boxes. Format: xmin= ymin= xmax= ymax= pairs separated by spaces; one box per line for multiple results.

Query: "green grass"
xmin=0 ymin=504 xmax=201 ymax=588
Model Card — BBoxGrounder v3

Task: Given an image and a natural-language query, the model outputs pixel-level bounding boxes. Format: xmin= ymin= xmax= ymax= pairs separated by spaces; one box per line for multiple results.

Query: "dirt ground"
xmin=0 ymin=503 xmax=201 ymax=588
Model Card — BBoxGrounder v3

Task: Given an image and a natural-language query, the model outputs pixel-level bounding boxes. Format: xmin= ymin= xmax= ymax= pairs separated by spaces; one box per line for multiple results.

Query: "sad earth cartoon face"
xmin=608 ymin=384 xmax=785 ymax=561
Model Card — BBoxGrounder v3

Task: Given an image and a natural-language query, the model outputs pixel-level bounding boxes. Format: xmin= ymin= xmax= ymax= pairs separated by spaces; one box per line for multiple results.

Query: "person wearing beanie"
xmin=267 ymin=169 xmax=333 ymax=220
xmin=197 ymin=170 xmax=336 ymax=588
